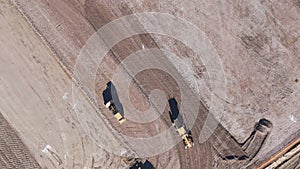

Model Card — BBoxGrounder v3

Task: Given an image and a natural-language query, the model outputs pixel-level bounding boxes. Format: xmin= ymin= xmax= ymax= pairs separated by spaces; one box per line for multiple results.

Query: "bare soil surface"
xmin=0 ymin=0 xmax=299 ymax=168
xmin=11 ymin=0 xmax=254 ymax=168
xmin=0 ymin=1 xmax=126 ymax=168
xmin=126 ymin=0 xmax=300 ymax=166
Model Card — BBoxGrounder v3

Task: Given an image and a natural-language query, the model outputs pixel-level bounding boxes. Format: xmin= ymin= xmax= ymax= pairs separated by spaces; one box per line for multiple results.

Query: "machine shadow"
xmin=168 ymin=98 xmax=180 ymax=123
xmin=102 ymin=81 xmax=124 ymax=116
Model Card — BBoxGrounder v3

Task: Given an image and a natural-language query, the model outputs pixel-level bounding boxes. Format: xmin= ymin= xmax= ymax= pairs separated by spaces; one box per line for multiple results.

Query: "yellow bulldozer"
xmin=168 ymin=98 xmax=194 ymax=149
xmin=172 ymin=120 xmax=194 ymax=149
xmin=105 ymin=101 xmax=126 ymax=124
xmin=103 ymin=82 xmax=126 ymax=124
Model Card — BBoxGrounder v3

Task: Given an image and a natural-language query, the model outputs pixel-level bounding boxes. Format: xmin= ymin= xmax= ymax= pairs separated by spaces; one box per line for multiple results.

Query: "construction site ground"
xmin=0 ymin=0 xmax=299 ymax=168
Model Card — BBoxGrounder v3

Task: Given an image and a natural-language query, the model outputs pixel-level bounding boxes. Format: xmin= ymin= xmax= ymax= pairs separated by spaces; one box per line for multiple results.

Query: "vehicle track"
xmin=0 ymin=112 xmax=41 ymax=169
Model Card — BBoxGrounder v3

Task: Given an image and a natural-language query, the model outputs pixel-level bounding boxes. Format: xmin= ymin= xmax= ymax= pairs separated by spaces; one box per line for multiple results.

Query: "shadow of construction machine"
xmin=102 ymin=81 xmax=126 ymax=124
xmin=128 ymin=158 xmax=154 ymax=169
xmin=168 ymin=98 xmax=194 ymax=149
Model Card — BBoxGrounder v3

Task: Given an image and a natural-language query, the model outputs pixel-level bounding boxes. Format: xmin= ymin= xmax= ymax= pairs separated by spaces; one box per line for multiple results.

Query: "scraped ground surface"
xmin=0 ymin=1 xmax=126 ymax=168
xmin=0 ymin=0 xmax=299 ymax=168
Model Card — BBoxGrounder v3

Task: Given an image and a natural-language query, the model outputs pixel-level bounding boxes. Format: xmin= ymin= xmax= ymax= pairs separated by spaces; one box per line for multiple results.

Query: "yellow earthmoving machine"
xmin=105 ymin=101 xmax=126 ymax=124
xmin=103 ymin=82 xmax=126 ymax=124
xmin=168 ymin=98 xmax=194 ymax=149
xmin=172 ymin=119 xmax=194 ymax=149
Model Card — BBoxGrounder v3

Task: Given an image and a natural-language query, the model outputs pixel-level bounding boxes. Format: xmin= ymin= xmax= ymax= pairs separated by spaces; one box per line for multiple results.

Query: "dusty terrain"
xmin=0 ymin=1 xmax=126 ymax=168
xmin=0 ymin=0 xmax=299 ymax=168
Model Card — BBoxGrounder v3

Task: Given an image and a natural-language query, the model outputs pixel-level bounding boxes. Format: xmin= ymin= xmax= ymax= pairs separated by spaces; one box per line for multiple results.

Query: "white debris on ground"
xmin=62 ymin=92 xmax=69 ymax=100
xmin=72 ymin=102 xmax=77 ymax=110
xmin=42 ymin=144 xmax=52 ymax=154
xmin=289 ymin=114 xmax=297 ymax=123
xmin=61 ymin=133 xmax=66 ymax=140
xmin=120 ymin=149 xmax=128 ymax=156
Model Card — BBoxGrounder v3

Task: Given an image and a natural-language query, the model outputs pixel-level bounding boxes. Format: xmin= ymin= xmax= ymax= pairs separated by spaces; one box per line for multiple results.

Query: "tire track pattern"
xmin=0 ymin=112 xmax=41 ymax=169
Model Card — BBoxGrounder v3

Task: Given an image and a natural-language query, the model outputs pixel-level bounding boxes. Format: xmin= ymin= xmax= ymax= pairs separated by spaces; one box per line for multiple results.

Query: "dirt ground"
xmin=0 ymin=112 xmax=41 ymax=168
xmin=0 ymin=0 xmax=299 ymax=168
xmin=0 ymin=1 xmax=127 ymax=168
xmin=127 ymin=0 xmax=300 ymax=166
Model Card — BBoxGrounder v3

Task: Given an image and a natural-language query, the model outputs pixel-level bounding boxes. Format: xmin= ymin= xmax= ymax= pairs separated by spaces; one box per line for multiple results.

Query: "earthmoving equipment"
xmin=105 ymin=101 xmax=126 ymax=124
xmin=172 ymin=119 xmax=194 ymax=149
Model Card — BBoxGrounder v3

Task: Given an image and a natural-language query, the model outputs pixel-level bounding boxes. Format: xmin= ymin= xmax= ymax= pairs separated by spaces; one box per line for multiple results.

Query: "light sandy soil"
xmin=0 ymin=1 xmax=127 ymax=168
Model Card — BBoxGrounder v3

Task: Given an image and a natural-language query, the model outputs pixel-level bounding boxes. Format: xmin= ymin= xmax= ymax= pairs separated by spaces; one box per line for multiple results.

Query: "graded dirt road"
xmin=0 ymin=1 xmax=127 ymax=168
